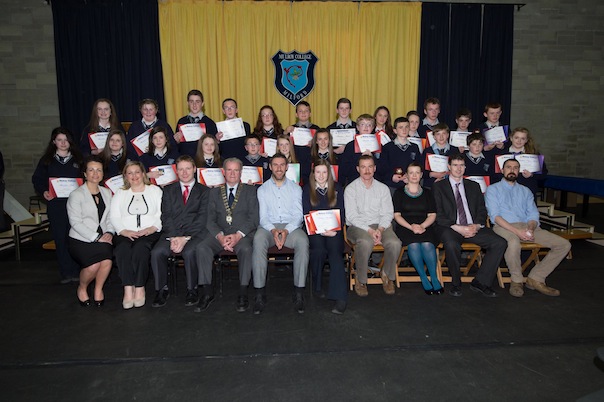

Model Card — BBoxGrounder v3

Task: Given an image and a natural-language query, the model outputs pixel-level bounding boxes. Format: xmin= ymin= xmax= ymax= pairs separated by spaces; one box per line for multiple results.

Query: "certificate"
xmin=149 ymin=164 xmax=178 ymax=186
xmin=130 ymin=129 xmax=151 ymax=156
xmin=285 ymin=163 xmax=301 ymax=184
xmin=308 ymin=209 xmax=342 ymax=234
xmin=198 ymin=168 xmax=226 ymax=186
xmin=104 ymin=174 xmax=124 ymax=194
xmin=484 ymin=126 xmax=508 ymax=145
xmin=49 ymin=177 xmax=83 ymax=199
xmin=494 ymin=154 xmax=516 ymax=173
xmin=216 ymin=118 xmax=246 ymax=141
xmin=515 ymin=154 xmax=544 ymax=173
xmin=330 ymin=129 xmax=356 ymax=147
xmin=464 ymin=176 xmax=491 ymax=194
xmin=449 ymin=131 xmax=471 ymax=148
xmin=408 ymin=137 xmax=425 ymax=153
xmin=88 ymin=132 xmax=109 ymax=150
xmin=426 ymin=131 xmax=436 ymax=147
xmin=378 ymin=131 xmax=392 ymax=146
xmin=261 ymin=138 xmax=278 ymax=157
xmin=354 ymin=134 xmax=381 ymax=154
xmin=424 ymin=154 xmax=449 ymax=173
xmin=178 ymin=123 xmax=206 ymax=142
xmin=241 ymin=166 xmax=263 ymax=185
xmin=291 ymin=127 xmax=315 ymax=146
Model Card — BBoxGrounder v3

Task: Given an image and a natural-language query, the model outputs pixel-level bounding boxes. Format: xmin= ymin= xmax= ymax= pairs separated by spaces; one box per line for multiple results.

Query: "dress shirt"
xmin=448 ymin=176 xmax=474 ymax=225
xmin=257 ymin=177 xmax=303 ymax=233
xmin=344 ymin=177 xmax=393 ymax=231
xmin=485 ymin=180 xmax=540 ymax=224
xmin=110 ymin=185 xmax=163 ymax=234
xmin=180 ymin=181 xmax=195 ymax=203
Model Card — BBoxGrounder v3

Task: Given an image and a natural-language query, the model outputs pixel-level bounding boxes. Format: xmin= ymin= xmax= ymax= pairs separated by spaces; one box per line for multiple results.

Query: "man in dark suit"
xmin=150 ymin=155 xmax=209 ymax=307
xmin=433 ymin=154 xmax=507 ymax=297
xmin=195 ymin=157 xmax=259 ymax=312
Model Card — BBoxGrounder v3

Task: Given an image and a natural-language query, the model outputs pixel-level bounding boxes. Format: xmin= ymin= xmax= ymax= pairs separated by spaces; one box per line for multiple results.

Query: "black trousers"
xmin=114 ymin=232 xmax=161 ymax=287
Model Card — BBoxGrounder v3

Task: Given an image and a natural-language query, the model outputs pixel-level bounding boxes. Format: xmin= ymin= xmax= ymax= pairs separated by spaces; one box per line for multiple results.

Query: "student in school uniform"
xmin=139 ymin=126 xmax=180 ymax=173
xmin=501 ymin=127 xmax=548 ymax=198
xmin=406 ymin=110 xmax=422 ymax=138
xmin=339 ymin=114 xmax=382 ymax=186
xmin=216 ymin=98 xmax=251 ymax=161
xmin=462 ymin=132 xmax=496 ymax=182
xmin=421 ymin=123 xmax=459 ymax=189
xmin=127 ymin=99 xmax=177 ymax=161
xmin=373 ymin=106 xmax=395 ymax=139
xmin=241 ymin=135 xmax=271 ymax=184
xmin=326 ymin=98 xmax=356 ymax=155
xmin=252 ymin=105 xmax=285 ymax=141
xmin=284 ymin=101 xmax=320 ymax=184
xmin=80 ymin=98 xmax=125 ymax=157
xmin=174 ymin=89 xmax=218 ymax=158
xmin=100 ymin=130 xmax=130 ymax=179
xmin=479 ymin=102 xmax=508 ymax=152
xmin=418 ymin=97 xmax=441 ymax=138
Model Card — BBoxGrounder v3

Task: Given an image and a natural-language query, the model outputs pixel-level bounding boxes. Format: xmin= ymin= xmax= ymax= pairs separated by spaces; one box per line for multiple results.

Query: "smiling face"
xmin=448 ymin=159 xmax=466 ymax=180
xmin=96 ymin=101 xmax=111 ymax=121
xmin=202 ymin=137 xmax=215 ymax=156
xmin=140 ymin=102 xmax=157 ymax=122
xmin=176 ymin=159 xmax=196 ymax=184
xmin=356 ymin=157 xmax=376 ymax=181
xmin=295 ymin=104 xmax=310 ymax=123
xmin=188 ymin=95 xmax=203 ymax=115
xmin=375 ymin=109 xmax=389 ymax=127
xmin=316 ymin=131 xmax=330 ymax=152
xmin=222 ymin=100 xmax=238 ymax=119
xmin=433 ymin=129 xmax=449 ymax=146
xmin=314 ymin=164 xmax=329 ymax=187
xmin=406 ymin=165 xmax=422 ymax=184
xmin=511 ymin=131 xmax=528 ymax=149
xmin=224 ymin=160 xmax=242 ymax=186
xmin=357 ymin=119 xmax=374 ymax=135
xmin=84 ymin=161 xmax=104 ymax=185
xmin=125 ymin=164 xmax=144 ymax=187
xmin=269 ymin=156 xmax=288 ymax=181
xmin=277 ymin=138 xmax=291 ymax=156
xmin=152 ymin=131 xmax=167 ymax=150
xmin=108 ymin=134 xmax=123 ymax=153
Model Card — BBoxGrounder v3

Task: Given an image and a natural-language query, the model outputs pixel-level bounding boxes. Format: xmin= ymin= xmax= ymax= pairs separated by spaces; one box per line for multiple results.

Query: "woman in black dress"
xmin=393 ymin=162 xmax=443 ymax=294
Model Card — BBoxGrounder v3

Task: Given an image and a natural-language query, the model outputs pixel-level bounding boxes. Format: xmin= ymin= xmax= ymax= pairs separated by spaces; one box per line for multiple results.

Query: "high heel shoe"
xmin=94 ymin=300 xmax=105 ymax=307
xmin=133 ymin=296 xmax=145 ymax=308
xmin=123 ymin=300 xmax=134 ymax=309
xmin=433 ymin=287 xmax=444 ymax=295
xmin=424 ymin=289 xmax=434 ymax=295
xmin=78 ymin=298 xmax=91 ymax=307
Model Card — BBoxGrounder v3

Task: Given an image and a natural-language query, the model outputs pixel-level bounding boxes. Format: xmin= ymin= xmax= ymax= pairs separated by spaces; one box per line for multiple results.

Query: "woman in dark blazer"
xmin=67 ymin=156 xmax=114 ymax=307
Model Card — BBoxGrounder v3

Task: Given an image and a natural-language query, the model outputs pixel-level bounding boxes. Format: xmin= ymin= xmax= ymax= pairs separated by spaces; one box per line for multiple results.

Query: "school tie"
xmin=455 ymin=183 xmax=468 ymax=225
xmin=228 ymin=187 xmax=235 ymax=207
xmin=183 ymin=185 xmax=189 ymax=205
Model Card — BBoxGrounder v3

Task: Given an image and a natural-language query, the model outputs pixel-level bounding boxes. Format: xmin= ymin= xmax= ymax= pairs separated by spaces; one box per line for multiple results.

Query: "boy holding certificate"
xmin=216 ymin=98 xmax=251 ymax=161
xmin=285 ymin=101 xmax=320 ymax=184
xmin=377 ymin=117 xmax=420 ymax=192
xmin=418 ymin=97 xmax=441 ymax=138
xmin=479 ymin=102 xmax=508 ymax=152
xmin=463 ymin=132 xmax=496 ymax=181
xmin=326 ymin=98 xmax=356 ymax=155
xmin=421 ymin=123 xmax=459 ymax=189
xmin=242 ymin=136 xmax=271 ymax=184
xmin=339 ymin=114 xmax=381 ymax=186
xmin=174 ymin=89 xmax=218 ymax=158
xmin=453 ymin=108 xmax=473 ymax=153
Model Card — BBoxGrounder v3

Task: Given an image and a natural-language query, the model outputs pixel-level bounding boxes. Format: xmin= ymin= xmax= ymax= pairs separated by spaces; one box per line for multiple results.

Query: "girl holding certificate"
xmin=502 ymin=127 xmax=548 ymax=196
xmin=373 ymin=106 xmax=395 ymax=139
xmin=139 ymin=126 xmax=180 ymax=173
xmin=277 ymin=135 xmax=299 ymax=164
xmin=110 ymin=161 xmax=162 ymax=309
xmin=253 ymin=105 xmax=284 ymax=141
xmin=127 ymin=99 xmax=176 ymax=160
xmin=310 ymin=129 xmax=338 ymax=165
xmin=393 ymin=162 xmax=443 ymax=295
xmin=32 ymin=127 xmax=83 ymax=283
xmin=302 ymin=160 xmax=347 ymax=314
xmin=67 ymin=156 xmax=114 ymax=307
xmin=195 ymin=134 xmax=222 ymax=169
xmin=80 ymin=98 xmax=124 ymax=156
xmin=100 ymin=130 xmax=129 ymax=178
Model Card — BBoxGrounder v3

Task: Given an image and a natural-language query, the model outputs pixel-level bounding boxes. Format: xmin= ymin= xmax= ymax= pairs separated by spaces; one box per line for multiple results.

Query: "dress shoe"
xmin=60 ymin=277 xmax=72 ymax=285
xmin=433 ymin=287 xmax=444 ymax=295
xmin=194 ymin=294 xmax=215 ymax=312
xmin=381 ymin=270 xmax=395 ymax=295
xmin=424 ymin=288 xmax=434 ymax=295
xmin=152 ymin=289 xmax=170 ymax=308
xmin=78 ymin=298 xmax=91 ymax=307
xmin=470 ymin=280 xmax=498 ymax=298
xmin=509 ymin=282 xmax=524 ymax=298
xmin=293 ymin=292 xmax=305 ymax=314
xmin=253 ymin=294 xmax=266 ymax=315
xmin=526 ymin=277 xmax=560 ymax=297
xmin=448 ymin=285 xmax=462 ymax=297
xmin=123 ymin=300 xmax=134 ymax=309
xmin=94 ymin=300 xmax=104 ymax=307
xmin=185 ymin=290 xmax=199 ymax=307
xmin=236 ymin=295 xmax=249 ymax=312
xmin=133 ymin=296 xmax=146 ymax=308
xmin=354 ymin=282 xmax=368 ymax=297
xmin=331 ymin=300 xmax=347 ymax=315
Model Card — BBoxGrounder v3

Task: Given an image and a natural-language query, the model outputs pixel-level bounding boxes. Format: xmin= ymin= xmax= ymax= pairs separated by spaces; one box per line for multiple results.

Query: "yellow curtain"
xmin=159 ymin=0 xmax=421 ymax=129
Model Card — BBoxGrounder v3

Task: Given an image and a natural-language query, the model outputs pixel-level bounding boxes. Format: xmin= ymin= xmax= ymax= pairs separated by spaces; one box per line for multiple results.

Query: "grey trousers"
xmin=347 ymin=225 xmax=401 ymax=284
xmin=196 ymin=235 xmax=253 ymax=286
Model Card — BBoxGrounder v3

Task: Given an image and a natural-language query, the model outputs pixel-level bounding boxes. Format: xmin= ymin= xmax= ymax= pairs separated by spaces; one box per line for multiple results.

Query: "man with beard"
xmin=485 ymin=158 xmax=570 ymax=298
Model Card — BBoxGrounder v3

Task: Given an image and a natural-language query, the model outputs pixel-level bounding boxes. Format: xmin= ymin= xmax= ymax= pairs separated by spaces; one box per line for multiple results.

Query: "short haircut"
xmin=407 ymin=161 xmax=423 ymax=172
xmin=448 ymin=153 xmax=465 ymax=164
xmin=270 ymin=152 xmax=288 ymax=165
xmin=222 ymin=98 xmax=237 ymax=108
xmin=296 ymin=100 xmax=310 ymax=112
xmin=484 ymin=102 xmax=502 ymax=112
xmin=406 ymin=110 xmax=420 ymax=119
xmin=175 ymin=154 xmax=196 ymax=168
xmin=336 ymin=98 xmax=352 ymax=108
xmin=502 ymin=158 xmax=520 ymax=169
xmin=456 ymin=108 xmax=472 ymax=120
xmin=393 ymin=116 xmax=409 ymax=127
xmin=244 ymin=135 xmax=260 ymax=145
xmin=466 ymin=132 xmax=485 ymax=146
xmin=432 ymin=123 xmax=449 ymax=134
xmin=423 ymin=97 xmax=441 ymax=109
xmin=356 ymin=113 xmax=375 ymax=126
xmin=83 ymin=155 xmax=104 ymax=173
xmin=223 ymin=157 xmax=243 ymax=169
xmin=358 ymin=154 xmax=375 ymax=166
xmin=187 ymin=89 xmax=204 ymax=102
xmin=139 ymin=98 xmax=159 ymax=111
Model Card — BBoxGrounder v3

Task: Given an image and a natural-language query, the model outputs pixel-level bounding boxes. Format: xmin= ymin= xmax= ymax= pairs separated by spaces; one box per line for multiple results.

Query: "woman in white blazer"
xmin=67 ymin=156 xmax=114 ymax=307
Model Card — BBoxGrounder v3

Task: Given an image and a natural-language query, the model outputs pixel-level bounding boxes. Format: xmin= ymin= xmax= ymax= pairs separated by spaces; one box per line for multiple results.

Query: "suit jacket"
xmin=160 ymin=181 xmax=209 ymax=240
xmin=433 ymin=178 xmax=487 ymax=228
xmin=67 ymin=184 xmax=114 ymax=242
xmin=206 ymin=184 xmax=259 ymax=237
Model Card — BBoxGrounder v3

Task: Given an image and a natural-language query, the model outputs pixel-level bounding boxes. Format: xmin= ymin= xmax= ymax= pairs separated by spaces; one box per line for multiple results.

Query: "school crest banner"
xmin=271 ymin=50 xmax=318 ymax=106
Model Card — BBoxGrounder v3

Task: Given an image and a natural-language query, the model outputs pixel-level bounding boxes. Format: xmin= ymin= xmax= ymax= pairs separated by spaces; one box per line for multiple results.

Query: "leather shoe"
xmin=354 ymin=282 xmax=368 ymax=297
xmin=331 ymin=300 xmax=347 ymax=315
xmin=94 ymin=300 xmax=104 ymax=307
xmin=152 ymin=289 xmax=170 ymax=308
xmin=122 ymin=300 xmax=134 ymax=309
xmin=194 ymin=294 xmax=215 ymax=312
xmin=433 ymin=287 xmax=444 ymax=295
xmin=381 ymin=270 xmax=395 ymax=295
xmin=253 ymin=294 xmax=266 ymax=315
xmin=185 ymin=290 xmax=199 ymax=307
xmin=526 ymin=277 xmax=560 ymax=296
xmin=78 ymin=298 xmax=91 ymax=307
xmin=470 ymin=280 xmax=497 ymax=298
xmin=293 ymin=292 xmax=305 ymax=314
xmin=424 ymin=288 xmax=434 ymax=295
xmin=236 ymin=295 xmax=249 ymax=312
xmin=509 ymin=282 xmax=524 ymax=298
xmin=448 ymin=285 xmax=462 ymax=297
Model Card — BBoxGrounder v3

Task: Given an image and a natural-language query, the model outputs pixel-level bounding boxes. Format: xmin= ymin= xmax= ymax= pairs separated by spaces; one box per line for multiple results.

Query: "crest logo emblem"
xmin=272 ymin=50 xmax=318 ymax=106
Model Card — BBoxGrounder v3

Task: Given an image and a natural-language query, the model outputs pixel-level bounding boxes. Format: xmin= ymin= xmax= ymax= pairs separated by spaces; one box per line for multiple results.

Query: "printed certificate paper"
xmin=88 ymin=132 xmax=109 ymax=150
xmin=330 ymin=129 xmax=355 ymax=147
xmin=464 ymin=176 xmax=491 ymax=193
xmin=130 ymin=130 xmax=151 ymax=156
xmin=484 ymin=126 xmax=509 ymax=145
xmin=216 ymin=118 xmax=246 ymax=141
xmin=291 ymin=127 xmax=315 ymax=146
xmin=179 ymin=123 xmax=206 ymax=142
xmin=449 ymin=131 xmax=471 ymax=148
xmin=150 ymin=165 xmax=178 ymax=186
xmin=241 ymin=166 xmax=263 ymax=185
xmin=261 ymin=138 xmax=278 ymax=157
xmin=49 ymin=177 xmax=83 ymax=199
xmin=104 ymin=175 xmax=124 ymax=194
xmin=304 ymin=209 xmax=342 ymax=235
xmin=354 ymin=134 xmax=381 ymax=154
xmin=424 ymin=154 xmax=449 ymax=173
xmin=198 ymin=168 xmax=226 ymax=186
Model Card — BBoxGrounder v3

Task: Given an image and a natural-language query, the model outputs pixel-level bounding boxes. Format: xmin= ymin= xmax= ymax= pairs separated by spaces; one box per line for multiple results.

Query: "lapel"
xmin=81 ymin=183 xmax=100 ymax=225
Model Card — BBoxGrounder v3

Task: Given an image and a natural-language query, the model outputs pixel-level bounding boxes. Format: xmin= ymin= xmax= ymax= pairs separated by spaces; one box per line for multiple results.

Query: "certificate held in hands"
xmin=425 ymin=154 xmax=449 ymax=173
xmin=260 ymin=138 xmax=277 ymax=157
xmin=484 ymin=125 xmax=509 ymax=145
xmin=291 ymin=127 xmax=315 ymax=146
xmin=104 ymin=175 xmax=125 ymax=194
xmin=449 ymin=131 xmax=471 ymax=148
xmin=216 ymin=118 xmax=246 ymax=141
xmin=198 ymin=168 xmax=226 ymax=187
xmin=130 ymin=129 xmax=151 ymax=156
xmin=88 ymin=132 xmax=109 ymax=150
xmin=330 ymin=129 xmax=355 ymax=147
xmin=149 ymin=164 xmax=178 ymax=186
xmin=49 ymin=177 xmax=84 ymax=199
xmin=285 ymin=163 xmax=301 ymax=184
xmin=304 ymin=209 xmax=342 ymax=235
xmin=514 ymin=154 xmax=544 ymax=173
xmin=241 ymin=166 xmax=263 ymax=185
xmin=178 ymin=123 xmax=206 ymax=142
xmin=464 ymin=176 xmax=491 ymax=193
xmin=354 ymin=134 xmax=381 ymax=154
xmin=408 ymin=137 xmax=425 ymax=153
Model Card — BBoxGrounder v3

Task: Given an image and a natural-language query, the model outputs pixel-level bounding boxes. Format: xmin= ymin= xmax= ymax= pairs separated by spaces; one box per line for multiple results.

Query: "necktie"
xmin=206 ymin=158 xmax=213 ymax=166
xmin=183 ymin=185 xmax=189 ymax=205
xmin=228 ymin=187 xmax=235 ymax=207
xmin=455 ymin=183 xmax=468 ymax=225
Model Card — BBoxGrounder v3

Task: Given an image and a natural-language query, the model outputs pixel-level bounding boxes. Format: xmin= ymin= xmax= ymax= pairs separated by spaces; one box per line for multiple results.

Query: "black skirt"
xmin=68 ymin=237 xmax=113 ymax=269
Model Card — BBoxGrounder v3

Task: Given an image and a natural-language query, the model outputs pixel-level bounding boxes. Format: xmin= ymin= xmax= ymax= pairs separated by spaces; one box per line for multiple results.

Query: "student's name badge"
xmin=241 ymin=166 xmax=263 ymax=185
xmin=425 ymin=154 xmax=449 ymax=173
xmin=261 ymin=138 xmax=277 ymax=157
xmin=179 ymin=123 xmax=206 ymax=142
xmin=291 ymin=127 xmax=315 ymax=146
xmin=285 ymin=163 xmax=301 ymax=184
xmin=426 ymin=131 xmax=436 ymax=147
xmin=131 ymin=130 xmax=151 ymax=156
xmin=310 ymin=209 xmax=342 ymax=234
xmin=104 ymin=175 xmax=124 ymax=194
xmin=449 ymin=131 xmax=470 ymax=148
xmin=354 ymin=134 xmax=381 ymax=154
xmin=377 ymin=131 xmax=391 ymax=146
xmin=484 ymin=126 xmax=508 ymax=145
xmin=49 ymin=177 xmax=83 ymax=199
xmin=515 ymin=154 xmax=544 ymax=173
xmin=464 ymin=176 xmax=491 ymax=194
xmin=408 ymin=137 xmax=425 ymax=153
xmin=150 ymin=164 xmax=178 ymax=186
xmin=88 ymin=132 xmax=109 ymax=150
xmin=330 ymin=129 xmax=355 ymax=147
xmin=198 ymin=168 xmax=225 ymax=187
xmin=216 ymin=118 xmax=246 ymax=141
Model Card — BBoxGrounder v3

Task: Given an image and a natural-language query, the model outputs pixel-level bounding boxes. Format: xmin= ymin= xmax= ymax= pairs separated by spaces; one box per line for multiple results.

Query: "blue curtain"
xmin=418 ymin=3 xmax=514 ymax=127
xmin=51 ymin=0 xmax=166 ymax=137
